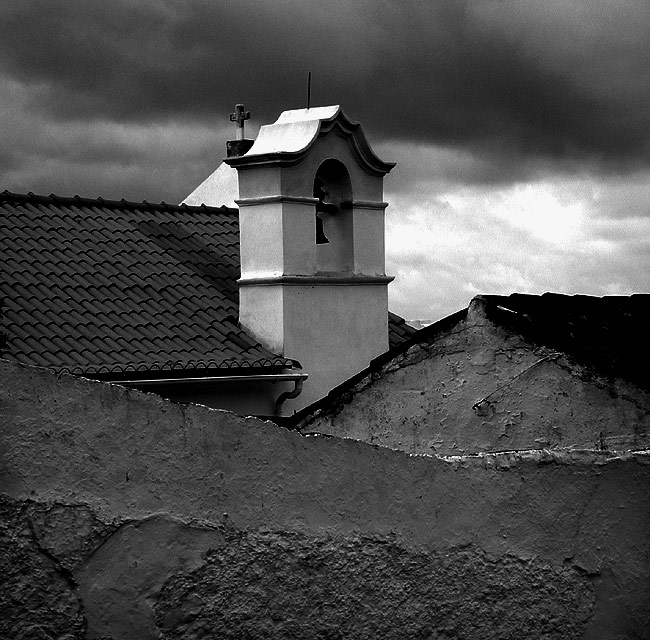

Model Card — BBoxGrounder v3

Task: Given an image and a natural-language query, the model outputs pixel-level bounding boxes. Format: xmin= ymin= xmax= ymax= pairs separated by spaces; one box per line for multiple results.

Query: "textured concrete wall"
xmin=1 ymin=358 xmax=649 ymax=639
xmin=298 ymin=299 xmax=650 ymax=456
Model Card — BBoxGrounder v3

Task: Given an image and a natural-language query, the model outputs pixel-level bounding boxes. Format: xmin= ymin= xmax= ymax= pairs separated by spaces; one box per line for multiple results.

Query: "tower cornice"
xmin=238 ymin=274 xmax=395 ymax=286
xmin=225 ymin=106 xmax=395 ymax=176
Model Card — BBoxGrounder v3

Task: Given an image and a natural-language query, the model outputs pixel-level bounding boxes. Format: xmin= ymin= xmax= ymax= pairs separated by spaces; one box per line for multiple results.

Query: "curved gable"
xmin=226 ymin=106 xmax=395 ymax=176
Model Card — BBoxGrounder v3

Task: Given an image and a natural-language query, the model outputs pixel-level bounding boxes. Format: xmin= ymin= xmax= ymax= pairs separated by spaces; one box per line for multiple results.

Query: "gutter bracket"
xmin=275 ymin=377 xmax=305 ymax=415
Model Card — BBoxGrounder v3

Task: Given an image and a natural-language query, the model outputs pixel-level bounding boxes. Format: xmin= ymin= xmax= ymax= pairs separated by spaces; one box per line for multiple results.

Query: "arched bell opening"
xmin=313 ymin=159 xmax=353 ymax=273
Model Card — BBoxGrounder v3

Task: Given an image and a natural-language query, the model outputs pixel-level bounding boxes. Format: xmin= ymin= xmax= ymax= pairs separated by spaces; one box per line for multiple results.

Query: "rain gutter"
xmin=118 ymin=372 xmax=308 ymax=413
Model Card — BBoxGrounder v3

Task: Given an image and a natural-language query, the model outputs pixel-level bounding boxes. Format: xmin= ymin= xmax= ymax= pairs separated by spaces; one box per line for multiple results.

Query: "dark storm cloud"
xmin=1 ymin=0 xmax=649 ymax=169
xmin=1 ymin=0 xmax=647 ymax=322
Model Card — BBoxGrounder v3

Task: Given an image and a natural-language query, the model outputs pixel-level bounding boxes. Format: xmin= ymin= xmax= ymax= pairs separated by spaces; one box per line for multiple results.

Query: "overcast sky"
xmin=2 ymin=0 xmax=649 ymax=320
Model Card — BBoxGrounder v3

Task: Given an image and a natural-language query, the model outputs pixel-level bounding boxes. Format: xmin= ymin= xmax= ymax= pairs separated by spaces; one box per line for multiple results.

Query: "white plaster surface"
xmin=281 ymin=283 xmax=389 ymax=410
xmin=182 ymin=162 xmax=238 ymax=207
xmin=276 ymin=106 xmax=341 ymax=124
xmin=239 ymin=282 xmax=389 ymax=411
xmin=352 ymin=207 xmax=386 ymax=274
xmin=244 ymin=106 xmax=340 ymax=156
xmin=239 ymin=285 xmax=285 ymax=354
xmin=238 ymin=202 xmax=288 ymax=278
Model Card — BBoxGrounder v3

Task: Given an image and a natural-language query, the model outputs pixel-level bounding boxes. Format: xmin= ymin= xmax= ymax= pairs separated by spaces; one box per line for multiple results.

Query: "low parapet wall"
xmin=1 ymin=358 xmax=648 ymax=639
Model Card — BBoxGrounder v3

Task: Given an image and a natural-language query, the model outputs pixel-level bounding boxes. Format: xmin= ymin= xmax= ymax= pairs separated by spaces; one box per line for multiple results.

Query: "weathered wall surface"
xmin=1 ymin=358 xmax=649 ymax=639
xmin=298 ymin=300 xmax=650 ymax=456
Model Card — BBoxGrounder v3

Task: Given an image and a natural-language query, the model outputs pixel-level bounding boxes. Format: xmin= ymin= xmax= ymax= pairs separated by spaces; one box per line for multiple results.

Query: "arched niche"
xmin=313 ymin=159 xmax=353 ymax=273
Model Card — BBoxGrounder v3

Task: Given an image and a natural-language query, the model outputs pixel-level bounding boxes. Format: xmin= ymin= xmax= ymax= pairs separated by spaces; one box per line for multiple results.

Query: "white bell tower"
xmin=226 ymin=106 xmax=395 ymax=410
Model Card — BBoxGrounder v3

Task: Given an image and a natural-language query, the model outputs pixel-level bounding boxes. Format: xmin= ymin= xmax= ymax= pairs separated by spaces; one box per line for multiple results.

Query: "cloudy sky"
xmin=2 ymin=0 xmax=649 ymax=321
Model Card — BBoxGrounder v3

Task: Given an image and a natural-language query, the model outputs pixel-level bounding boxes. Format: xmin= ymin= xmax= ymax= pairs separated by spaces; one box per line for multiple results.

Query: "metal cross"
xmin=229 ymin=104 xmax=250 ymax=141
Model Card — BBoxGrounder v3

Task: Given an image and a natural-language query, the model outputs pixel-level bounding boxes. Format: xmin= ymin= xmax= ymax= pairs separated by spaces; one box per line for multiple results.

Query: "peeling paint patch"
xmin=0 ymin=496 xmax=91 ymax=639
xmin=24 ymin=499 xmax=117 ymax=572
xmin=155 ymin=529 xmax=594 ymax=640
xmin=76 ymin=515 xmax=224 ymax=640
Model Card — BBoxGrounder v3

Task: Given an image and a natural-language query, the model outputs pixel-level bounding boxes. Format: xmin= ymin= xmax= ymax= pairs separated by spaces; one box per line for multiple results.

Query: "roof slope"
xmin=387 ymin=311 xmax=418 ymax=349
xmin=0 ymin=191 xmax=294 ymax=376
xmin=0 ymin=191 xmax=414 ymax=378
xmin=479 ymin=293 xmax=650 ymax=392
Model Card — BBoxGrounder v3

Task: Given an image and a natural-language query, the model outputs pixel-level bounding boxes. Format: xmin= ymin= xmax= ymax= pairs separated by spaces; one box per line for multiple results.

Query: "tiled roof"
xmin=388 ymin=311 xmax=418 ymax=349
xmin=0 ymin=191 xmax=295 ymax=376
xmin=478 ymin=293 xmax=650 ymax=391
xmin=0 ymin=191 xmax=414 ymax=378
xmin=0 ymin=297 xmax=5 ymax=355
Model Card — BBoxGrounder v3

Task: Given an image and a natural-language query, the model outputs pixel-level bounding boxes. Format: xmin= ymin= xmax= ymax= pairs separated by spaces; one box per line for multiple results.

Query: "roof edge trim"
xmin=0 ymin=190 xmax=236 ymax=215
xmin=239 ymin=275 xmax=395 ymax=286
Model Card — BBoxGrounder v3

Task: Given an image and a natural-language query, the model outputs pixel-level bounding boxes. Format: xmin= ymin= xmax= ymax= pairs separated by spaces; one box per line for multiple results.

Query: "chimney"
xmin=226 ymin=139 xmax=254 ymax=158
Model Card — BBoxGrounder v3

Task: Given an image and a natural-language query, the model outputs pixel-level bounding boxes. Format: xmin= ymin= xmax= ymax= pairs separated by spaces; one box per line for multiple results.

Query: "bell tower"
xmin=225 ymin=106 xmax=395 ymax=410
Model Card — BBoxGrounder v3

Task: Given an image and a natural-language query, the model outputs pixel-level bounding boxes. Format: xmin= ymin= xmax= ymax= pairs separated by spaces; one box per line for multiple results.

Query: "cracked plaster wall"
xmin=298 ymin=300 xmax=650 ymax=456
xmin=1 ymin=358 xmax=649 ymax=639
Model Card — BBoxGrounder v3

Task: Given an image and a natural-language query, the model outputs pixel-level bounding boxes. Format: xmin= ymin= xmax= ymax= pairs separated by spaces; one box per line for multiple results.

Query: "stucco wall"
xmin=1 ymin=358 xmax=649 ymax=639
xmin=237 ymin=123 xmax=391 ymax=414
xmin=298 ymin=299 xmax=650 ymax=456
